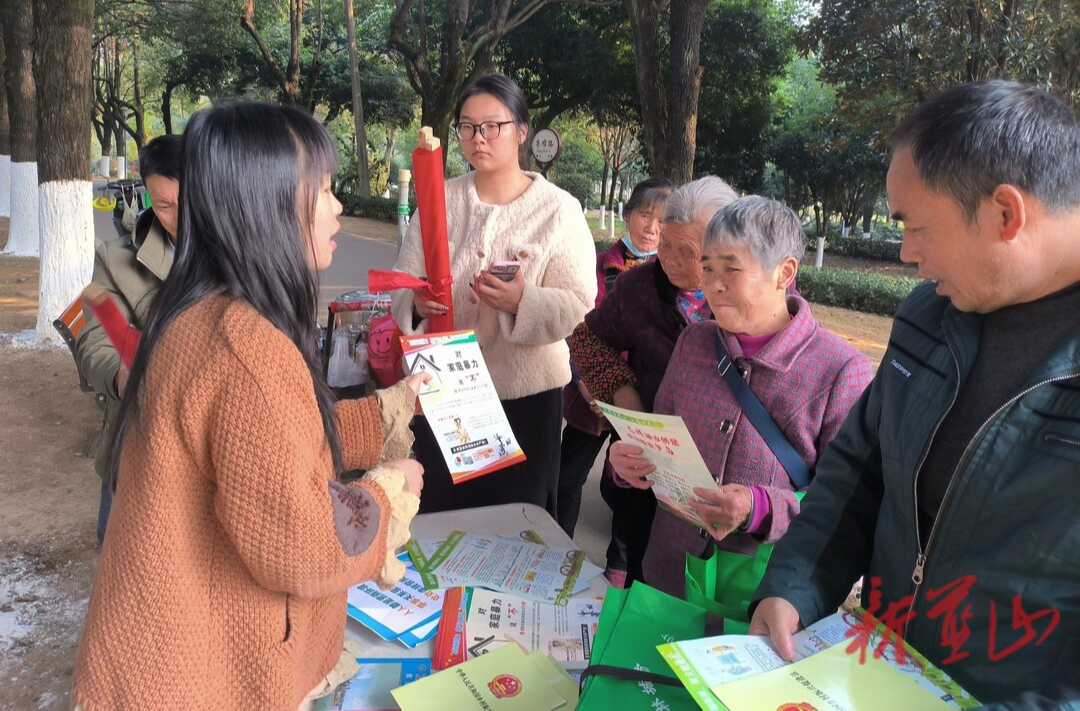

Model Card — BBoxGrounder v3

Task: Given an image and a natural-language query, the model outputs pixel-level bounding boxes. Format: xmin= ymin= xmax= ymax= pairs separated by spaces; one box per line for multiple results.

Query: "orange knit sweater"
xmin=72 ymin=296 xmax=412 ymax=710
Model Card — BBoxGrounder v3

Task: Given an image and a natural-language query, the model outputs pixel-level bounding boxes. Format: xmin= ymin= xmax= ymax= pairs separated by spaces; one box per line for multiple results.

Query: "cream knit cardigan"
xmin=391 ymin=172 xmax=597 ymax=400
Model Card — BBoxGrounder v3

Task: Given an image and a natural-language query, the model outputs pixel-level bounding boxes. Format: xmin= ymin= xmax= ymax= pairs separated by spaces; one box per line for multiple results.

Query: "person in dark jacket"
xmin=557 ymin=176 xmax=673 ymax=540
xmin=751 ymin=80 xmax=1080 ymax=708
xmin=567 ymin=176 xmax=737 ymax=587
xmin=76 ymin=134 xmax=181 ymax=545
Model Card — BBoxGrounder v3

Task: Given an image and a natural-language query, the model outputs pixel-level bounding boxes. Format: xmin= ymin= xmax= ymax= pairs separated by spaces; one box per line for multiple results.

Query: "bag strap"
xmin=713 ymin=332 xmax=810 ymax=490
xmin=578 ymin=664 xmax=685 ymax=691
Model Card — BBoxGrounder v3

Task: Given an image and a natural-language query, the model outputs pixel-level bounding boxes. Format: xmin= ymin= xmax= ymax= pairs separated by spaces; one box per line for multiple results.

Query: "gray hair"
xmin=663 ymin=175 xmax=739 ymax=226
xmin=890 ymin=80 xmax=1080 ymax=221
xmin=703 ymin=195 xmax=807 ymax=270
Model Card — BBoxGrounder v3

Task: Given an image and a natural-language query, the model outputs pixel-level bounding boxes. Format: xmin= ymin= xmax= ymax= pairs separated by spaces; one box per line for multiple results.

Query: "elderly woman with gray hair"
xmin=609 ymin=196 xmax=874 ymax=599
xmin=568 ymin=176 xmax=739 ymax=588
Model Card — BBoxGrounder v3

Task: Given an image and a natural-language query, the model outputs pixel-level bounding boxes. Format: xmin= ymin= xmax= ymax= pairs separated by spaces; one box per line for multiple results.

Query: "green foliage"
xmin=338 ymin=193 xmax=416 ymax=223
xmin=822 ymin=235 xmax=903 ymax=262
xmin=766 ymin=57 xmax=887 ymax=235
xmin=554 ymin=173 xmax=596 ymax=210
xmin=803 ymin=0 xmax=1080 ymax=136
xmin=797 ymin=267 xmax=920 ymax=315
xmin=501 ymin=4 xmax=637 ymax=127
xmin=549 ymin=123 xmax=602 ymax=208
xmin=694 ymin=0 xmax=796 ymax=192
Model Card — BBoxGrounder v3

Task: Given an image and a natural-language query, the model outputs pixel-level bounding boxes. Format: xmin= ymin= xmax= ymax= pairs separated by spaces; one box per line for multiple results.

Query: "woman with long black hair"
xmin=73 ymin=102 xmax=428 ymax=710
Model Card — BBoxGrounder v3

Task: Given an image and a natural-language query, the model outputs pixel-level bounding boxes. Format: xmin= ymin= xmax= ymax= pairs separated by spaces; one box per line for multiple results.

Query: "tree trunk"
xmin=129 ymin=42 xmax=147 ymax=149
xmin=161 ymin=81 xmax=180 ymax=136
xmin=2 ymin=0 xmax=39 ymax=256
xmin=623 ymin=0 xmax=665 ymax=175
xmin=344 ymin=0 xmax=370 ymax=197
xmin=383 ymin=127 xmax=398 ymax=194
xmin=33 ymin=0 xmax=95 ymax=343
xmin=113 ymin=117 xmax=127 ymax=178
xmin=0 ymin=31 xmax=10 ymax=218
xmin=662 ymin=0 xmax=707 ymax=184
xmin=625 ymin=0 xmax=707 ymax=183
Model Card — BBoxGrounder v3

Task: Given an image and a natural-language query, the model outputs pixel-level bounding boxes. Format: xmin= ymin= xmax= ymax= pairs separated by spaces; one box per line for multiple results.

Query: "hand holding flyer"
xmin=593 ymin=401 xmax=718 ymax=528
xmin=401 ymin=330 xmax=525 ymax=483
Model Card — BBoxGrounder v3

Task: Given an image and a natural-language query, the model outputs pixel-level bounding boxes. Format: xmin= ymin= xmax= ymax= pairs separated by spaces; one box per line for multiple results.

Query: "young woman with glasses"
xmin=391 ymin=73 xmax=597 ymax=515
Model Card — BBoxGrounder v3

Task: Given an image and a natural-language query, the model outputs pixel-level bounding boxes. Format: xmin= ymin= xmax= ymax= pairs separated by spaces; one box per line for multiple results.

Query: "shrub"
xmin=825 ymin=235 xmax=903 ymax=262
xmin=797 ymin=267 xmax=921 ymax=316
xmin=339 ymin=194 xmax=416 ymax=223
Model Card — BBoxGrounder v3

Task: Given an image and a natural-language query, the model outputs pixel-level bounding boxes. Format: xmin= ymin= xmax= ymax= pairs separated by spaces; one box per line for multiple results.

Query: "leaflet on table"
xmin=346 ymin=554 xmax=442 ymax=646
xmin=465 ymin=588 xmax=605 ymax=671
xmin=658 ymin=609 xmax=979 ymax=711
xmin=409 ymin=531 xmax=587 ymax=605
xmin=405 ymin=531 xmax=602 ymax=597
xmin=400 ymin=330 xmax=526 ymax=484
xmin=313 ymin=657 xmax=432 ymax=711
xmin=391 ymin=643 xmax=576 ymax=710
xmin=593 ymin=400 xmax=718 ymax=528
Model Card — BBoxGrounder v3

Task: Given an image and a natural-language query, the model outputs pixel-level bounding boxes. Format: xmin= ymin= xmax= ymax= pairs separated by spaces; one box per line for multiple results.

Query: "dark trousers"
xmin=97 ymin=480 xmax=113 ymax=546
xmin=413 ymin=388 xmax=563 ymax=516
xmin=556 ymin=425 xmax=611 ymax=537
xmin=600 ymin=471 xmax=657 ymax=584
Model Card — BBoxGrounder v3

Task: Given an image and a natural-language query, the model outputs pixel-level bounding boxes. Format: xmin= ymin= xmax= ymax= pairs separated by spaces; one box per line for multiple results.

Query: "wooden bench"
xmin=53 ymin=294 xmax=107 ymax=411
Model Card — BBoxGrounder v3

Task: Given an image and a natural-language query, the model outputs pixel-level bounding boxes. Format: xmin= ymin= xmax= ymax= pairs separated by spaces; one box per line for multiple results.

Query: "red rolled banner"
xmin=83 ymin=284 xmax=140 ymax=368
xmin=412 ymin=133 xmax=454 ymax=334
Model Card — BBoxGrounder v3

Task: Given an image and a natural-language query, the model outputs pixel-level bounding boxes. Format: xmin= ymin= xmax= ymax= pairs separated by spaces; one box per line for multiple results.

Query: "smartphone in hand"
xmin=488 ymin=260 xmax=521 ymax=282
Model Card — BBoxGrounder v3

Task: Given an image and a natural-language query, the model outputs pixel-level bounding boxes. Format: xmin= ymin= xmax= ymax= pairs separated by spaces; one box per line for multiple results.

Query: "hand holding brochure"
xmin=594 ymin=401 xmax=718 ymax=528
xmin=658 ymin=610 xmax=980 ymax=710
xmin=401 ymin=330 xmax=525 ymax=483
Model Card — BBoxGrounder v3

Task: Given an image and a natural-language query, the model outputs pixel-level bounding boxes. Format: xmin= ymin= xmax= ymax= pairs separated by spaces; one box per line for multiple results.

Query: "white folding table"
xmin=344 ymin=502 xmax=607 ymax=657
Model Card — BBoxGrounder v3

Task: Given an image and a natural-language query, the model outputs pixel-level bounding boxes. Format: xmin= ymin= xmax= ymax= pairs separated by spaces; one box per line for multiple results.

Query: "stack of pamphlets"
xmin=431 ymin=587 xmax=604 ymax=674
xmin=658 ymin=609 xmax=979 ymax=710
xmin=391 ymin=643 xmax=579 ymax=710
xmin=346 ymin=553 xmax=442 ymax=648
xmin=405 ymin=530 xmax=603 ymax=605
xmin=313 ymin=658 xmax=432 ymax=711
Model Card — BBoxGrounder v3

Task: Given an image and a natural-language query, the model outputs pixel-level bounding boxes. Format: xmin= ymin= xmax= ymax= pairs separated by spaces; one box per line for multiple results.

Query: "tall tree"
xmin=34 ymin=0 xmax=95 ymax=342
xmin=2 ymin=0 xmax=38 ymax=256
xmin=387 ymin=0 xmax=609 ymax=151
xmin=344 ymin=0 xmax=370 ymax=195
xmin=623 ymin=0 xmax=709 ymax=183
xmin=242 ymin=0 xmax=327 ymax=109
xmin=597 ymin=122 xmax=639 ymax=210
xmin=804 ymin=0 xmax=1080 ymax=135
xmin=694 ymin=0 xmax=794 ymax=192
xmin=500 ymin=3 xmax=637 ymax=130
xmin=0 ymin=31 xmax=10 ymax=218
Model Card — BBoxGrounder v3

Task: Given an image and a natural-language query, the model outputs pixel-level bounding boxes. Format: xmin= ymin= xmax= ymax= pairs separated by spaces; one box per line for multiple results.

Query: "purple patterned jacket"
xmin=642 ymin=296 xmax=874 ymax=597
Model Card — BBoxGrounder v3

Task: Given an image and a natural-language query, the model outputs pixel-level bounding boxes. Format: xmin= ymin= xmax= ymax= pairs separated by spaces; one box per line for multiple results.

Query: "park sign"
xmin=530 ymin=128 xmax=562 ymax=176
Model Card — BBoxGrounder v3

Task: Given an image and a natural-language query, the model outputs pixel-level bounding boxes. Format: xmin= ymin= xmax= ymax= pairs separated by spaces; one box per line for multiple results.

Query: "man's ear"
xmin=990 ymin=184 xmax=1027 ymax=243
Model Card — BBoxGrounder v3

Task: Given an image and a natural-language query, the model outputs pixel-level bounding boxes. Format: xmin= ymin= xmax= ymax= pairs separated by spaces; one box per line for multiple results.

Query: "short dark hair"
xmin=111 ymin=102 xmax=344 ymax=481
xmin=623 ymin=176 xmax=675 ymax=218
xmin=138 ymin=134 xmax=182 ymax=181
xmin=890 ymin=80 xmax=1080 ymax=221
xmin=455 ymin=73 xmax=530 ymax=169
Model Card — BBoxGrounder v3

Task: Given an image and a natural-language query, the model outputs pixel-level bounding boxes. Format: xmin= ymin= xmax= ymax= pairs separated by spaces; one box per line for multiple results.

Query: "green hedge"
xmin=824 ymin=235 xmax=903 ymax=262
xmin=339 ymin=194 xmax=416 ymax=223
xmin=797 ymin=267 xmax=921 ymax=316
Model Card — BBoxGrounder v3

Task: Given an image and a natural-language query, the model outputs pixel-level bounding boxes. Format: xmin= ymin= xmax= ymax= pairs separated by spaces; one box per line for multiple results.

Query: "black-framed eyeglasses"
xmin=455 ymin=121 xmax=515 ymax=141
